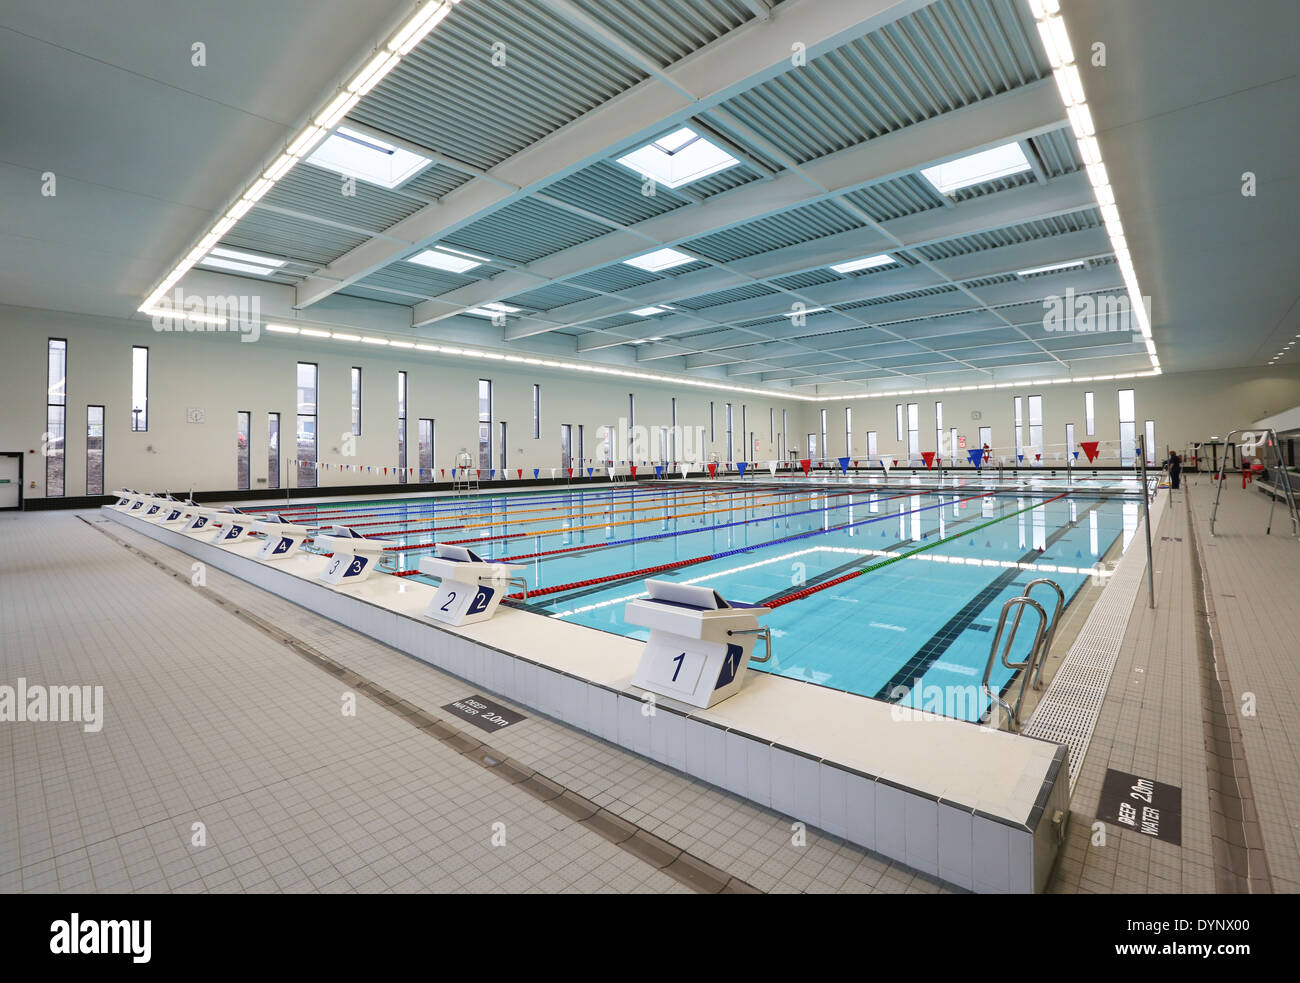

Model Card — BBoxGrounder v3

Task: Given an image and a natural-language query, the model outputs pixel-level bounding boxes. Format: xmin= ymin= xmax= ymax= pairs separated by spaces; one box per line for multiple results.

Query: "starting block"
xmin=252 ymin=515 xmax=313 ymax=560
xmin=124 ymin=492 xmax=154 ymax=515
xmin=316 ymin=526 xmax=395 ymax=585
xmin=206 ymin=508 xmax=253 ymax=545
xmin=418 ymin=544 xmax=525 ymax=626
xmin=625 ymin=580 xmax=772 ymax=709
xmin=155 ymin=499 xmax=198 ymax=525
xmin=180 ymin=507 xmax=220 ymax=535
xmin=108 ymin=489 xmax=136 ymax=509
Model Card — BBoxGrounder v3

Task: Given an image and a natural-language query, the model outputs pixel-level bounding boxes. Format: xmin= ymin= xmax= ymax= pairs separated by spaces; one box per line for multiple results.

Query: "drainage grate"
xmin=1023 ymin=493 xmax=1166 ymax=790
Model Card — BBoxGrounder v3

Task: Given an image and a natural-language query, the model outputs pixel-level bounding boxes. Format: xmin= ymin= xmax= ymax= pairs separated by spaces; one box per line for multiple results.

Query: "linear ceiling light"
xmin=407 ymin=248 xmax=483 ymax=273
xmin=1015 ymin=261 xmax=1086 ymax=277
xmin=135 ymin=0 xmax=460 ymax=313
xmin=830 ymin=254 xmax=895 ymax=274
xmin=623 ymin=248 xmax=695 ymax=272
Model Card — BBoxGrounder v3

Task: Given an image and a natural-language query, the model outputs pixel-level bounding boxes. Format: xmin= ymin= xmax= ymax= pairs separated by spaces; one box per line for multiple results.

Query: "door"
xmin=0 ymin=453 xmax=21 ymax=509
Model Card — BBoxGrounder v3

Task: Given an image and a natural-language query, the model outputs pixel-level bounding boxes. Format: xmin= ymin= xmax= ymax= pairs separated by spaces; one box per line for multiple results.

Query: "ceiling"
xmin=3 ymin=0 xmax=1297 ymax=396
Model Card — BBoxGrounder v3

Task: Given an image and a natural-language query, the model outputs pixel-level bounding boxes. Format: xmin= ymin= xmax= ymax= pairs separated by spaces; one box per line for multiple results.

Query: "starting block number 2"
xmin=426 ymin=582 xmax=497 ymax=626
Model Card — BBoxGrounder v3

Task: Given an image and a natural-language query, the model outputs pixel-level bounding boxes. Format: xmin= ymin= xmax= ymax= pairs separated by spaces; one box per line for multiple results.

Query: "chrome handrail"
xmin=1022 ymin=578 xmax=1065 ymax=689
xmin=727 ymin=625 xmax=773 ymax=663
xmin=981 ymin=595 xmax=1047 ymax=733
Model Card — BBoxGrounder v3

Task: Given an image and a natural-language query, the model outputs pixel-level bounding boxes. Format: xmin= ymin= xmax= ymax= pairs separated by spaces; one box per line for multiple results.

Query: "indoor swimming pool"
xmin=252 ymin=476 xmax=1147 ymax=722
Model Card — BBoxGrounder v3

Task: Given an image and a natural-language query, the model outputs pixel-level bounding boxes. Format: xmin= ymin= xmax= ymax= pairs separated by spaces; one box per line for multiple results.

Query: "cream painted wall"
xmin=795 ymin=367 xmax=1300 ymax=466
xmin=0 ymin=305 xmax=802 ymax=499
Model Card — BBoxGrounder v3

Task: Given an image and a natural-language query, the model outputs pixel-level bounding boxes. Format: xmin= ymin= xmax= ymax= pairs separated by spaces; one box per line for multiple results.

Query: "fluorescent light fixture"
xmin=920 ymin=143 xmax=1032 ymax=195
xmin=300 ymin=329 xmax=332 ymax=338
xmin=286 ymin=125 xmax=326 ymax=158
xmin=306 ymin=126 xmax=431 ymax=189
xmin=408 ymin=248 xmax=481 ymax=273
xmin=615 ymin=127 xmax=740 ymax=189
xmin=348 ymin=51 xmax=400 ymax=96
xmin=142 ymin=308 xmax=227 ymax=326
xmin=463 ymin=303 xmax=521 ymax=318
xmin=314 ymin=91 xmax=361 ymax=129
xmin=830 ymin=253 xmax=895 ymax=274
xmin=361 ymin=336 xmax=389 ymax=345
xmin=389 ymin=340 xmax=416 ymax=349
xmin=388 ymin=1 xmax=453 ymax=55
xmin=1016 ymin=261 xmax=1086 ymax=277
xmin=263 ymin=153 xmax=297 ymax=183
xmin=199 ymin=256 xmax=278 ymax=276
xmin=266 ymin=324 xmax=299 ymax=334
xmin=631 ymin=306 xmax=667 ymax=316
xmin=782 ymin=307 xmax=827 ymax=317
xmin=646 ymin=336 xmax=663 ymax=342
xmin=623 ymin=247 xmax=695 ymax=272
xmin=332 ymin=332 xmax=361 ymax=341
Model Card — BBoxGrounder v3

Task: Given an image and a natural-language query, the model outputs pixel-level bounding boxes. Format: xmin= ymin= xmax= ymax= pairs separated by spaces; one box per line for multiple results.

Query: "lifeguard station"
xmin=417 ymin=544 xmax=526 ymax=626
xmin=315 ymin=526 xmax=396 ymax=585
xmin=625 ymin=580 xmax=772 ymax=709
xmin=452 ymin=450 xmax=478 ymax=492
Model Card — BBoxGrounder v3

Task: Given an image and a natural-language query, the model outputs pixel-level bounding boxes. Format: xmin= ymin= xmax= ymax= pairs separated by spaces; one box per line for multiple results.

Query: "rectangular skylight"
xmin=830 ymin=254 xmax=895 ymax=274
xmin=920 ymin=143 xmax=1032 ymax=195
xmin=782 ymin=307 xmax=827 ymax=317
xmin=408 ymin=248 xmax=482 ymax=273
xmin=631 ymin=306 xmax=667 ymax=316
xmin=623 ymin=248 xmax=695 ymax=272
xmin=616 ymin=127 xmax=740 ymax=189
xmin=199 ymin=246 xmax=286 ymax=277
xmin=464 ymin=303 xmax=521 ymax=318
xmin=306 ymin=126 xmax=431 ymax=189
xmin=1016 ymin=261 xmax=1087 ymax=277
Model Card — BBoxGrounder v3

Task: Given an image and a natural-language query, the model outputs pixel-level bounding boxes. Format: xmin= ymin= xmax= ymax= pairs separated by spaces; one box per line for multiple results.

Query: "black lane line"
xmin=873 ymin=497 xmax=1108 ymax=702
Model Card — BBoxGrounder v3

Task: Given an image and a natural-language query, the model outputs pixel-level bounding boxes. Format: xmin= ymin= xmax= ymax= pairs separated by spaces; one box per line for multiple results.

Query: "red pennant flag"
xmin=893 ymin=459 xmax=899 ymax=467
xmin=476 ymin=469 xmax=482 ymax=479
xmin=921 ymin=452 xmax=935 ymax=469
xmin=383 ymin=467 xmax=387 ymax=474
xmin=1035 ymin=453 xmax=1041 ymax=462
xmin=630 ymin=465 xmax=637 ymax=478
xmin=1080 ymin=441 xmax=1100 ymax=463
xmin=440 ymin=468 xmax=444 ymax=477
xmin=567 ymin=467 xmax=573 ymax=478
xmin=517 ymin=469 xmax=523 ymax=479
xmin=708 ymin=462 xmax=718 ymax=477
xmin=799 ymin=459 xmax=810 ymax=476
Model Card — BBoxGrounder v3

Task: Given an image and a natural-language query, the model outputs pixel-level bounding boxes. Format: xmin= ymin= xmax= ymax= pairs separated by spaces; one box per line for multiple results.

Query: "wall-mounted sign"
xmin=1097 ymin=768 xmax=1182 ymax=845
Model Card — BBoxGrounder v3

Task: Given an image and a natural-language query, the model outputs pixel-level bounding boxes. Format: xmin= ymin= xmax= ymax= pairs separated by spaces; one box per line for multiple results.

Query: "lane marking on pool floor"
xmin=81 ymin=515 xmax=762 ymax=895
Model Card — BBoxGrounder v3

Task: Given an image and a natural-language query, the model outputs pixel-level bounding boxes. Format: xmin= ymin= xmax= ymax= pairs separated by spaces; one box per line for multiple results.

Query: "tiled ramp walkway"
xmin=0 ymin=511 xmax=949 ymax=894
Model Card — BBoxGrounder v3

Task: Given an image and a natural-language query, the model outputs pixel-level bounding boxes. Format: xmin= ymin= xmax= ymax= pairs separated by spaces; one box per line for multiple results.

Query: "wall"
xmin=794 ymin=368 xmax=1300 ymax=466
xmin=0 ymin=304 xmax=802 ymax=500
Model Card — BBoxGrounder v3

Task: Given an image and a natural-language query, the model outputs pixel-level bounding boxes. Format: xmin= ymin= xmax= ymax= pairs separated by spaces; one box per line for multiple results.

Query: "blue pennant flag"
xmin=533 ymin=468 xmax=539 ymax=478
xmin=737 ymin=461 xmax=748 ymax=477
xmin=490 ymin=469 xmax=496 ymax=478
xmin=655 ymin=465 xmax=664 ymax=478
xmin=837 ymin=456 xmax=850 ymax=475
xmin=1017 ymin=454 xmax=1024 ymax=463
xmin=968 ymin=448 xmax=985 ymax=468
xmin=1072 ymin=450 xmax=1080 ymax=459
xmin=587 ymin=467 xmax=594 ymax=477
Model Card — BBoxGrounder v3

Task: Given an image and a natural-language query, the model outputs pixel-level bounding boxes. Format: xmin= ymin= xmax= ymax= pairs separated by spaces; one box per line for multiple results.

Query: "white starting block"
xmin=124 ymin=491 xmax=154 ymax=515
xmin=418 ymin=544 xmax=525 ymax=626
xmin=139 ymin=495 xmax=173 ymax=520
xmin=252 ymin=515 xmax=313 ymax=560
xmin=108 ymin=489 xmax=136 ymax=509
xmin=625 ymin=580 xmax=772 ymax=709
xmin=155 ymin=499 xmax=198 ymax=525
xmin=206 ymin=508 xmax=254 ymax=545
xmin=180 ymin=507 xmax=221 ymax=535
xmin=315 ymin=526 xmax=395 ymax=585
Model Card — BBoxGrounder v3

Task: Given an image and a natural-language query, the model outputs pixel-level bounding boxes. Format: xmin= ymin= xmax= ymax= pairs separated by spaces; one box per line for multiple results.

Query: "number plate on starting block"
xmin=425 ymin=581 xmax=500 ymax=626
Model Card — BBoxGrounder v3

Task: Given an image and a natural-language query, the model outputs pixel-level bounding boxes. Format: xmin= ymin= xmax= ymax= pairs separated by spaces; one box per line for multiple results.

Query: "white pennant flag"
xmin=679 ymin=463 xmax=689 ymax=478
xmin=879 ymin=456 xmax=891 ymax=476
xmin=767 ymin=460 xmax=778 ymax=476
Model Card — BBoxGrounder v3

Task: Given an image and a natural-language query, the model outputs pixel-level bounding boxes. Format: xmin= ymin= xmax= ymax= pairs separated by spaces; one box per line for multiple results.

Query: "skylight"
xmin=306 ymin=126 xmax=432 ymax=189
xmin=1016 ymin=261 xmax=1086 ymax=277
xmin=782 ymin=307 xmax=828 ymax=317
xmin=830 ymin=254 xmax=895 ymax=274
xmin=623 ymin=248 xmax=695 ymax=272
xmin=199 ymin=246 xmax=286 ymax=277
xmin=616 ymin=127 xmax=740 ymax=189
xmin=920 ymin=143 xmax=1032 ymax=195
xmin=464 ymin=303 xmax=521 ymax=319
xmin=408 ymin=248 xmax=484 ymax=274
xmin=631 ymin=306 xmax=668 ymax=316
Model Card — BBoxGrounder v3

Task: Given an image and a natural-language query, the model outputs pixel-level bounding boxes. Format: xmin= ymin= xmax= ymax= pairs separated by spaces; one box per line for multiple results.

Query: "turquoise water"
xmin=261 ymin=477 xmax=1142 ymax=720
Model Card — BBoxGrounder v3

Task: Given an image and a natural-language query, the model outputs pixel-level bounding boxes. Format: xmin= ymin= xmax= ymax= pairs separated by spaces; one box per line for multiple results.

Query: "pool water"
xmin=258 ymin=477 xmax=1144 ymax=721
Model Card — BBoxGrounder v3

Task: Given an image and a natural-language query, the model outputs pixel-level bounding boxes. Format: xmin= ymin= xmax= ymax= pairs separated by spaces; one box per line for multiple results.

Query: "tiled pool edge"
xmin=103 ymin=507 xmax=1071 ymax=893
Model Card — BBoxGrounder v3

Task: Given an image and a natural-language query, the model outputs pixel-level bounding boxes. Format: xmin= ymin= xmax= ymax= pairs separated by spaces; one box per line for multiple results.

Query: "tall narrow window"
xmin=1145 ymin=420 xmax=1156 ymax=465
xmin=820 ymin=409 xmax=828 ymax=460
xmin=659 ymin=427 xmax=668 ymax=463
xmin=867 ymin=431 xmax=878 ymax=457
xmin=769 ymin=407 xmax=775 ymax=444
xmin=978 ymin=426 xmax=992 ymax=451
xmin=268 ymin=413 xmax=280 ymax=490
xmin=709 ymin=401 xmax=715 ymax=443
xmin=478 ymin=379 xmax=492 ymax=470
xmin=297 ymin=362 xmax=317 ymax=488
xmin=418 ymin=419 xmax=434 ymax=478
xmin=845 ymin=407 xmax=852 ymax=456
xmin=935 ymin=401 xmax=944 ymax=455
xmin=131 ymin=345 xmax=148 ymax=432
xmin=397 ymin=371 xmax=407 ymax=484
xmin=236 ymin=411 xmax=250 ymax=491
xmin=628 ymin=393 xmax=635 ymax=460
xmin=532 ymin=384 xmax=541 ymax=439
xmin=1013 ymin=397 xmax=1025 ymax=458
xmin=1065 ymin=423 xmax=1075 ymax=460
xmin=896 ymin=403 xmax=904 ymax=441
xmin=46 ymin=339 xmax=66 ymax=497
xmin=1028 ymin=395 xmax=1043 ymax=456
xmin=725 ymin=403 xmax=734 ymax=462
xmin=671 ymin=398 xmax=678 ymax=461
xmin=782 ymin=409 xmax=788 ymax=459
xmin=499 ymin=421 xmax=507 ymax=471
xmin=906 ymin=403 xmax=919 ymax=459
xmin=560 ymin=424 xmax=572 ymax=470
xmin=86 ymin=405 xmax=104 ymax=496
xmin=351 ymin=367 xmax=362 ymax=435
xmin=1118 ymin=389 xmax=1136 ymax=464
xmin=577 ymin=424 xmax=584 ymax=467
xmin=950 ymin=428 xmax=958 ymax=459
xmin=808 ymin=433 xmax=817 ymax=458
xmin=1084 ymin=391 xmax=1095 ymax=436
xmin=740 ymin=405 xmax=747 ymax=460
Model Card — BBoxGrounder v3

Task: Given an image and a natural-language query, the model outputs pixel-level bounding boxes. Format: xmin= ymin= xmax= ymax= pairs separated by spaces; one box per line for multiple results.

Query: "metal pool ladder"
xmin=980 ymin=578 xmax=1065 ymax=732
